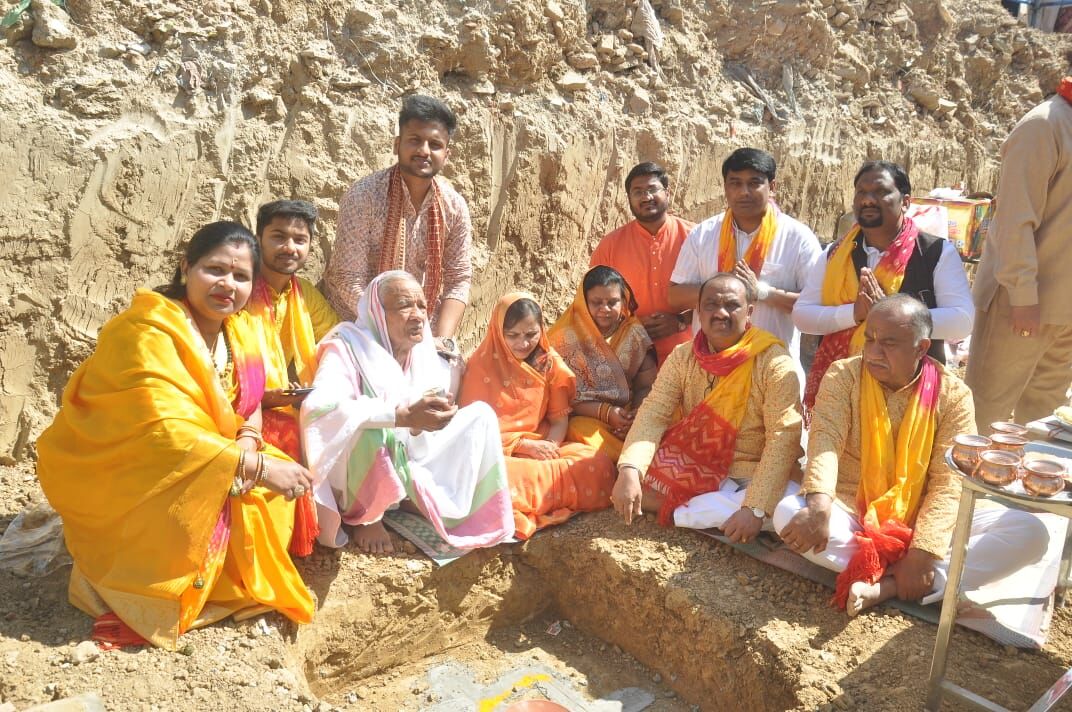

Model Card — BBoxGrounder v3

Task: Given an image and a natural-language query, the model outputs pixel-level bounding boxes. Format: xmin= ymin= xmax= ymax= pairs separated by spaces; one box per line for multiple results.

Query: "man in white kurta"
xmin=668 ymin=147 xmax=822 ymax=382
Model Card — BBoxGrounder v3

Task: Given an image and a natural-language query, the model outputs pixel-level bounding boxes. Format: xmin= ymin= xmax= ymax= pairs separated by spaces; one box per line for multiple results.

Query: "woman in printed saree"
xmin=37 ymin=222 xmax=316 ymax=651
xmin=459 ymin=293 xmax=617 ymax=539
xmin=301 ymin=271 xmax=514 ymax=555
xmin=549 ymin=266 xmax=657 ymax=460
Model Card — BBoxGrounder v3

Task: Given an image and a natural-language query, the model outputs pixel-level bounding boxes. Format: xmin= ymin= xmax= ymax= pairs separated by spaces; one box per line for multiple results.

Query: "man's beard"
xmin=856 ymin=212 xmax=883 ymax=228
xmin=631 ymin=203 xmax=667 ymax=222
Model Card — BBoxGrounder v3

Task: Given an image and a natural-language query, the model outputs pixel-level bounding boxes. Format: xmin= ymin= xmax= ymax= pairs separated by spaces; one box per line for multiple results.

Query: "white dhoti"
xmin=674 ymin=479 xmax=801 ymax=531
xmin=772 ymin=495 xmax=1051 ymax=604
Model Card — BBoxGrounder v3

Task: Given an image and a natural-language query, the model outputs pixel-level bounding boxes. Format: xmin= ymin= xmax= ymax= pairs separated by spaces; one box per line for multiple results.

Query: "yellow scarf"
xmin=717 ymin=207 xmax=777 ymax=274
xmin=249 ymin=276 xmax=318 ymax=388
xmin=857 ymin=357 xmax=941 ymax=529
xmin=820 ymin=225 xmax=916 ymax=352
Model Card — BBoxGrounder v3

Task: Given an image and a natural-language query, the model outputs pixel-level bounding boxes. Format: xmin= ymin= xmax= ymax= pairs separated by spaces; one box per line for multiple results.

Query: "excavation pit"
xmin=286 ymin=512 xmax=1072 ymax=711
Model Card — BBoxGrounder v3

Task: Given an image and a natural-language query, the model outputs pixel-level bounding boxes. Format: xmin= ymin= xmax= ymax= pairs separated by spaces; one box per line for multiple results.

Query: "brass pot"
xmin=974 ymin=450 xmax=1021 ymax=487
xmin=1023 ymin=459 xmax=1066 ymax=497
xmin=989 ymin=433 xmax=1027 ymax=458
xmin=951 ymin=434 xmax=992 ymax=475
xmin=990 ymin=421 xmax=1029 ymax=438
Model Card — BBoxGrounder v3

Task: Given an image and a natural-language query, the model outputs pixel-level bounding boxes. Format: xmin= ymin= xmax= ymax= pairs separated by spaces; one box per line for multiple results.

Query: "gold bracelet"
xmin=236 ymin=425 xmax=264 ymax=451
xmin=255 ymin=453 xmax=268 ymax=486
xmin=230 ymin=449 xmax=247 ymax=496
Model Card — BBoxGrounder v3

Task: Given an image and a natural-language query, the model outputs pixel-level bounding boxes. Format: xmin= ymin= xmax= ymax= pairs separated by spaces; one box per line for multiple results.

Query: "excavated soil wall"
xmin=2 ymin=0 xmax=1071 ymax=465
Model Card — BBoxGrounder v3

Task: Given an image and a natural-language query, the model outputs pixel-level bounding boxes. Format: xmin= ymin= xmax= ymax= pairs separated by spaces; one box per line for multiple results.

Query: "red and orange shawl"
xmin=833 ymin=357 xmax=941 ymax=609
xmin=802 ymin=218 xmax=920 ymax=417
xmin=645 ymin=327 xmax=782 ymax=525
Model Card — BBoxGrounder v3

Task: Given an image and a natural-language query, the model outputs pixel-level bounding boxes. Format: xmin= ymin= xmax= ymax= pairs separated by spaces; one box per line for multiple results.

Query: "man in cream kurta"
xmin=777 ymin=296 xmax=1049 ymax=615
xmin=613 ymin=274 xmax=803 ymax=544
xmin=967 ymin=92 xmax=1072 ymax=429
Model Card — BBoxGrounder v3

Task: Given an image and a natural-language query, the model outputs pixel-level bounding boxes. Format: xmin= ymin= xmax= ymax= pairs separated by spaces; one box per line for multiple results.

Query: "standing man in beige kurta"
xmin=967 ymin=82 xmax=1072 ymax=428
xmin=323 ymin=95 xmax=471 ymax=358
xmin=611 ymin=273 xmax=803 ymax=544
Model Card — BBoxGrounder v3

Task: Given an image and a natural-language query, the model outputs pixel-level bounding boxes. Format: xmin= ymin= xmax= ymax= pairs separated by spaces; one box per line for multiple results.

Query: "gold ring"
xmin=1020 ymin=329 xmax=1031 ymax=337
xmin=286 ymin=488 xmax=295 ymax=499
xmin=294 ymin=485 xmax=306 ymax=498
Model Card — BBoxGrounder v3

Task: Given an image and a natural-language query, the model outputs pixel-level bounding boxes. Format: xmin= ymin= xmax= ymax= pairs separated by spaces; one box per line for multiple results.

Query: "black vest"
xmin=850 ymin=230 xmax=946 ymax=364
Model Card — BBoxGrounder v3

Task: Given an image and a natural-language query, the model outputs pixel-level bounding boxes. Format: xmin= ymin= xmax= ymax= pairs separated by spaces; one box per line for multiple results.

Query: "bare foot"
xmin=847 ymin=581 xmax=881 ymax=617
xmin=847 ymin=576 xmax=897 ymax=617
xmin=352 ymin=521 xmax=394 ymax=554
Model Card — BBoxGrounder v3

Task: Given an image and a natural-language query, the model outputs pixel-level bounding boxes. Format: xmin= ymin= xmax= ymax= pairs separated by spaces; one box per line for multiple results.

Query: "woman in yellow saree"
xmin=37 ymin=222 xmax=315 ymax=650
xmin=548 ymin=266 xmax=657 ymax=460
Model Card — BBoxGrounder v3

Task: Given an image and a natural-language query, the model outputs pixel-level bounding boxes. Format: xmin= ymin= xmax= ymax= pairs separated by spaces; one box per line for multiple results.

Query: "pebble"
xmin=651 ymin=672 xmax=662 ymax=683
xmin=69 ymin=641 xmax=100 ymax=665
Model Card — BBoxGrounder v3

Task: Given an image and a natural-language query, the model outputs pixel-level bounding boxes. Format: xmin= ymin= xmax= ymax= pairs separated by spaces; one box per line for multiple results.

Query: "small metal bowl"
xmin=974 ymin=450 xmax=1021 ymax=487
xmin=951 ymin=434 xmax=992 ymax=475
xmin=989 ymin=433 xmax=1027 ymax=458
xmin=990 ymin=421 xmax=1029 ymax=438
xmin=1023 ymin=459 xmax=1066 ymax=497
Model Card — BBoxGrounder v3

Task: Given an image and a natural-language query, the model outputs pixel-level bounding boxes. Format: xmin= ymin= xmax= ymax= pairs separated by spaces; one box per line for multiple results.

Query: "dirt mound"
xmin=1 ymin=0 xmax=1071 ymax=463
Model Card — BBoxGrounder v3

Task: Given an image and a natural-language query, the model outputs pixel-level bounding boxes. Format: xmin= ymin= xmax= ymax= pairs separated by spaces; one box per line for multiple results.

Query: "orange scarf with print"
xmin=378 ymin=165 xmax=444 ymax=308
xmin=833 ymin=357 xmax=941 ymax=608
xmin=547 ymin=275 xmax=646 ymax=406
xmin=802 ymin=218 xmax=920 ymax=417
xmin=718 ymin=207 xmax=778 ymax=274
xmin=646 ymin=327 xmax=782 ymax=525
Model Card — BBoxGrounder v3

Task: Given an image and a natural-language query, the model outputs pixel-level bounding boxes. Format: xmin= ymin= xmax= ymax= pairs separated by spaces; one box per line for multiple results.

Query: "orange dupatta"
xmin=459 ymin=292 xmax=576 ymax=454
xmin=833 ymin=357 xmax=941 ymax=608
xmin=547 ymin=277 xmax=650 ymax=406
xmin=802 ymin=218 xmax=920 ymax=415
xmin=646 ymin=327 xmax=782 ymax=525
xmin=717 ymin=206 xmax=778 ymax=274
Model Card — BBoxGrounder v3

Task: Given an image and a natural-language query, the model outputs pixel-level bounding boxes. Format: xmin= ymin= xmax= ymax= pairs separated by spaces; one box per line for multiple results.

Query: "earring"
xmin=180 ymin=273 xmax=187 ymax=286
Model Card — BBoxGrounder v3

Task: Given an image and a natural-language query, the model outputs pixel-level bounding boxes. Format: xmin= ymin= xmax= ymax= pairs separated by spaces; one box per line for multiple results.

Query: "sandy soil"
xmin=3 ymin=461 xmax=1072 ymax=711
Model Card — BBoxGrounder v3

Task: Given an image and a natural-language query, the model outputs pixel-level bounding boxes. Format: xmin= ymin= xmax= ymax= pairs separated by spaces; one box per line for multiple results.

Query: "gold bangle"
xmin=230 ymin=449 xmax=247 ymax=496
xmin=256 ymin=453 xmax=268 ymax=486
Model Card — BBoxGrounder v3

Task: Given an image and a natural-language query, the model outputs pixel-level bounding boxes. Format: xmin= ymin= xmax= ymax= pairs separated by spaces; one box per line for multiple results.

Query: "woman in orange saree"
xmin=458 ymin=293 xmax=616 ymax=539
xmin=37 ymin=222 xmax=315 ymax=650
xmin=548 ymin=266 xmax=657 ymax=460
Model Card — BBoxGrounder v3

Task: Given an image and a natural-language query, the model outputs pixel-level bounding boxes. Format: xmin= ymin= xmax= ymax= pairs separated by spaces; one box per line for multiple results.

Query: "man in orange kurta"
xmin=590 ymin=162 xmax=695 ymax=365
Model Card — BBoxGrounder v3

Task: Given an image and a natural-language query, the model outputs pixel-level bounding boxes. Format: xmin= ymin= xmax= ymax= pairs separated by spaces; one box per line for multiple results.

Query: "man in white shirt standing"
xmin=792 ymin=160 xmax=974 ymax=414
xmin=668 ymin=148 xmax=823 ymax=377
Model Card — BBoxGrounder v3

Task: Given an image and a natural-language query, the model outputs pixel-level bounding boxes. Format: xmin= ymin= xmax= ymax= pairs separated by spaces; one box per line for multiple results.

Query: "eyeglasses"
xmin=629 ymin=186 xmax=665 ymax=199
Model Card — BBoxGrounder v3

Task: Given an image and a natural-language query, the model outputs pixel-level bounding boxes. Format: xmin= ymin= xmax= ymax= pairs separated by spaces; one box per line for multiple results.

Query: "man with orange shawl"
xmin=37 ymin=222 xmax=315 ymax=650
xmin=613 ymin=274 xmax=804 ymax=545
xmin=777 ymin=295 xmax=1048 ymax=616
xmin=248 ymin=199 xmax=339 ymax=462
xmin=459 ymin=293 xmax=617 ymax=539
xmin=793 ymin=161 xmax=974 ymax=416
xmin=668 ymin=148 xmax=822 ymax=381
xmin=323 ymin=95 xmax=469 ymax=360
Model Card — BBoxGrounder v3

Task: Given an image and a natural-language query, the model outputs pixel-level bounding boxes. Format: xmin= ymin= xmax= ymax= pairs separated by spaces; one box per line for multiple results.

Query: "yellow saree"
xmin=37 ymin=289 xmax=314 ymax=649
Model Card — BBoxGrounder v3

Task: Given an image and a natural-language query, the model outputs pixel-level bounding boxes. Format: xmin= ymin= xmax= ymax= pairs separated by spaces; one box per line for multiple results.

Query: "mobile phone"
xmin=423 ymin=387 xmax=447 ymax=398
xmin=281 ymin=386 xmax=314 ymax=396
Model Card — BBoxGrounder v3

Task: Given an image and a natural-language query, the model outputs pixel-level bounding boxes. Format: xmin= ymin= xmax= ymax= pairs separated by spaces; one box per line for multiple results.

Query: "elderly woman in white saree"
xmin=302 ymin=271 xmax=515 ymax=554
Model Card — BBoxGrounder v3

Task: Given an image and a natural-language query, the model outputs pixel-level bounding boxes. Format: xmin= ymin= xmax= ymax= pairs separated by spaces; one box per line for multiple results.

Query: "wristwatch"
xmin=755 ymin=281 xmax=772 ymax=301
xmin=747 ymin=506 xmax=766 ymax=520
xmin=438 ymin=337 xmax=457 ymax=354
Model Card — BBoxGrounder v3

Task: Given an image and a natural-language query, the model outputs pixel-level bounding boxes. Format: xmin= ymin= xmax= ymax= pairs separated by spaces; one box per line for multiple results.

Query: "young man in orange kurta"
xmin=590 ymin=162 xmax=694 ymax=365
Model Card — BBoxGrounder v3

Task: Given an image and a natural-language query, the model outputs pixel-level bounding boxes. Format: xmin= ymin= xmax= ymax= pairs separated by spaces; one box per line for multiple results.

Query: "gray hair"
xmin=376 ymin=270 xmax=420 ymax=302
xmin=870 ymin=293 xmax=933 ymax=344
xmin=698 ymin=272 xmax=757 ymax=305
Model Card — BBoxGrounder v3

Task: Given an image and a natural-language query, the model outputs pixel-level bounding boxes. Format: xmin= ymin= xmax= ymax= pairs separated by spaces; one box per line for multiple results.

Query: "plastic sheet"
xmin=0 ymin=502 xmax=71 ymax=577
